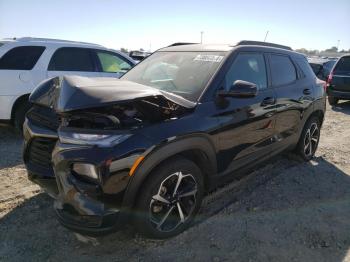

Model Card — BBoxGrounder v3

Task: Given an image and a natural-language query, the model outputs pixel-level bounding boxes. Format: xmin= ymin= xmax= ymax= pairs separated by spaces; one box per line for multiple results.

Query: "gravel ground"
xmin=1 ymin=102 xmax=350 ymax=262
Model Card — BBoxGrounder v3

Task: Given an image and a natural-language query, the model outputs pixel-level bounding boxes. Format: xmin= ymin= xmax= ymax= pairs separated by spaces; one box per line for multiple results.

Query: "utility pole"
xmin=200 ymin=31 xmax=204 ymax=44
xmin=264 ymin=30 xmax=269 ymax=42
xmin=337 ymin=40 xmax=340 ymax=51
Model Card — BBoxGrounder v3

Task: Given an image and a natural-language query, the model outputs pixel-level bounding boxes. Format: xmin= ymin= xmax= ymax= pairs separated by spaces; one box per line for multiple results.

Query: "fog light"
xmin=73 ymin=163 xmax=99 ymax=180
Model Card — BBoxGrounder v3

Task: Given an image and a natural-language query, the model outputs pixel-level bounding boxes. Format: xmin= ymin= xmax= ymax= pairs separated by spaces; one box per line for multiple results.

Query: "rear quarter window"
xmin=296 ymin=58 xmax=316 ymax=78
xmin=0 ymin=46 xmax=46 ymax=70
xmin=334 ymin=57 xmax=350 ymax=74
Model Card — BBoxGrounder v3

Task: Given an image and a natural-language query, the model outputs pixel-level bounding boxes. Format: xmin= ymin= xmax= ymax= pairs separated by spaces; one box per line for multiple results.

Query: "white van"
xmin=0 ymin=37 xmax=135 ymax=130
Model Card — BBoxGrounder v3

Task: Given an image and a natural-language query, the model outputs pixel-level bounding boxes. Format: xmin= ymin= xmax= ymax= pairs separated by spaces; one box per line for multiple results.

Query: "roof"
xmin=159 ymin=40 xmax=294 ymax=53
xmin=1 ymin=37 xmax=103 ymax=48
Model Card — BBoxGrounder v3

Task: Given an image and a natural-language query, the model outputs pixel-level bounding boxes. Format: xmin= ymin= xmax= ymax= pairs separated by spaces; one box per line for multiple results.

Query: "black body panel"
xmin=23 ymin=43 xmax=326 ymax=236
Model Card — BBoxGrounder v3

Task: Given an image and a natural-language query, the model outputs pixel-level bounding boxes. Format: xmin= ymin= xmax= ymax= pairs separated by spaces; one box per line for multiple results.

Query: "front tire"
xmin=133 ymin=157 xmax=204 ymax=239
xmin=14 ymin=101 xmax=32 ymax=134
xmin=328 ymin=96 xmax=338 ymax=106
xmin=296 ymin=116 xmax=321 ymax=161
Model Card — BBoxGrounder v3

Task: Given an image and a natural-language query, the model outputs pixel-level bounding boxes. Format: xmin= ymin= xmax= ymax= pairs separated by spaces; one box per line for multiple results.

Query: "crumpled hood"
xmin=29 ymin=75 xmax=195 ymax=113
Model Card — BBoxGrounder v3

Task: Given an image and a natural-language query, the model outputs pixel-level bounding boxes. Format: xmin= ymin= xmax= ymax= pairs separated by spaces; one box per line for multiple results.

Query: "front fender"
xmin=121 ymin=134 xmax=217 ymax=210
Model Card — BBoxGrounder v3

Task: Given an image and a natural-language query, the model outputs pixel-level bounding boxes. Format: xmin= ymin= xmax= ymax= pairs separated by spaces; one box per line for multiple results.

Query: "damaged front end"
xmin=24 ymin=75 xmax=193 ymax=235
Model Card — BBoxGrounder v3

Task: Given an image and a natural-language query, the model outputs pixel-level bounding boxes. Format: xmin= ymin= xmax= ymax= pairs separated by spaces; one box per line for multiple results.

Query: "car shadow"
xmin=0 ymin=125 xmax=23 ymax=168
xmin=331 ymin=100 xmax=350 ymax=115
xmin=1 ymin=155 xmax=349 ymax=261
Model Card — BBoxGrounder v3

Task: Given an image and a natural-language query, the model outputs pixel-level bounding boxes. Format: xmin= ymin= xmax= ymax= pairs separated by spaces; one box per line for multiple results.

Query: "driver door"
xmin=214 ymin=52 xmax=277 ymax=175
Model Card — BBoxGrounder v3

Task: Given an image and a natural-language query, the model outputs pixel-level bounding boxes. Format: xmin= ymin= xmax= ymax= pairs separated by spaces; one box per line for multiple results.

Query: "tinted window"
xmin=297 ymin=58 xmax=316 ymax=78
xmin=334 ymin=56 xmax=350 ymax=74
xmin=270 ymin=55 xmax=296 ymax=86
xmin=323 ymin=60 xmax=336 ymax=71
xmin=96 ymin=51 xmax=132 ymax=73
xmin=225 ymin=53 xmax=267 ymax=90
xmin=0 ymin=46 xmax=45 ymax=70
xmin=48 ymin=47 xmax=95 ymax=71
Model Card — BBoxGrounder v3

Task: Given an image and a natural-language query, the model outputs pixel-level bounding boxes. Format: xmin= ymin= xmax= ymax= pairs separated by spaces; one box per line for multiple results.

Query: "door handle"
xmin=303 ymin=88 xmax=311 ymax=95
xmin=261 ymin=97 xmax=275 ymax=106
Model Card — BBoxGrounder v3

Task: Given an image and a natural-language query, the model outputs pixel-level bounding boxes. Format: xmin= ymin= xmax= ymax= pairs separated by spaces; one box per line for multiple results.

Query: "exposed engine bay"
xmin=61 ymin=96 xmax=189 ymax=130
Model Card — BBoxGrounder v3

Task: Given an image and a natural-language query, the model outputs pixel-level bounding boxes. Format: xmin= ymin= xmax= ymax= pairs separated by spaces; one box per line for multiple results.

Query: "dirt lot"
xmin=1 ymin=102 xmax=350 ymax=262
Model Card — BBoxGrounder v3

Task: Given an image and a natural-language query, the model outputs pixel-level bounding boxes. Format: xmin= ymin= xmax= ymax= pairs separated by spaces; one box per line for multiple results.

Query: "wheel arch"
xmin=122 ymin=135 xmax=217 ymax=210
xmin=307 ymin=109 xmax=325 ymax=126
xmin=10 ymin=93 xmax=30 ymax=122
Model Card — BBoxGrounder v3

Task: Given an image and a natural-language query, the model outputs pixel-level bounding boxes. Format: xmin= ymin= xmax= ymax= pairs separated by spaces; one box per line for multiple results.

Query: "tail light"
xmin=326 ymin=71 xmax=333 ymax=85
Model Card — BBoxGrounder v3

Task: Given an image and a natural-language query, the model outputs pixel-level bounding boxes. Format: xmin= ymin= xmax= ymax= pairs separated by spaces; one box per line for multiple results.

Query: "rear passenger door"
xmin=0 ymin=46 xmax=47 ymax=96
xmin=94 ymin=50 xmax=134 ymax=78
xmin=268 ymin=53 xmax=312 ymax=149
xmin=47 ymin=47 xmax=100 ymax=78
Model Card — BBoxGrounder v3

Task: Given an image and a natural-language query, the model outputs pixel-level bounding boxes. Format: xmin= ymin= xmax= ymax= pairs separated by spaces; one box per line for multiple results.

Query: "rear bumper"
xmin=327 ymin=89 xmax=350 ymax=99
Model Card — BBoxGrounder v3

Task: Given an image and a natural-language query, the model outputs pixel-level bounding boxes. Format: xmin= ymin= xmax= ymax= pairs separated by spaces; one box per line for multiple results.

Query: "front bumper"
xmin=23 ymin=119 xmax=59 ymax=196
xmin=23 ymin=117 xmax=150 ymax=235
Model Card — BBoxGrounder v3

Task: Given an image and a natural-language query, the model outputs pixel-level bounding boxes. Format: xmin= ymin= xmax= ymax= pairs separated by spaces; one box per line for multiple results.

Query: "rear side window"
xmin=0 ymin=46 xmax=45 ymax=70
xmin=296 ymin=57 xmax=316 ymax=78
xmin=96 ymin=51 xmax=132 ymax=73
xmin=270 ymin=54 xmax=297 ymax=86
xmin=48 ymin=47 xmax=95 ymax=72
xmin=334 ymin=56 xmax=350 ymax=74
xmin=225 ymin=53 xmax=267 ymax=90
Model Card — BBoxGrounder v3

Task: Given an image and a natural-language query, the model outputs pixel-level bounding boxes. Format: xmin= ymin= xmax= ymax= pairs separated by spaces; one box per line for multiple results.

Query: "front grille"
xmin=28 ymin=137 xmax=57 ymax=169
xmin=27 ymin=105 xmax=61 ymax=131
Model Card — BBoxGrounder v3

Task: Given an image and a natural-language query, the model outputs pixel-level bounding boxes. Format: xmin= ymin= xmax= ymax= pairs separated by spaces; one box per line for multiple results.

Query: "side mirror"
xmin=217 ymin=80 xmax=258 ymax=98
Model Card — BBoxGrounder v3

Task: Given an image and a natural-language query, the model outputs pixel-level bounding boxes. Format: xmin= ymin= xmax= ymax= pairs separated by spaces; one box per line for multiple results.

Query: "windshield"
xmin=122 ymin=51 xmax=226 ymax=101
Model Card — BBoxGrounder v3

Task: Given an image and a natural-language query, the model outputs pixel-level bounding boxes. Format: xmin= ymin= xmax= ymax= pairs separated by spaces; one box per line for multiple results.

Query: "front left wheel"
xmin=133 ymin=157 xmax=204 ymax=239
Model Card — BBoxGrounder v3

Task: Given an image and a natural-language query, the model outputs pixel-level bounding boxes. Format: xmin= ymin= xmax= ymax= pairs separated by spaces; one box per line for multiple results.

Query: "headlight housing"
xmin=72 ymin=163 xmax=99 ymax=180
xmin=58 ymin=130 xmax=131 ymax=147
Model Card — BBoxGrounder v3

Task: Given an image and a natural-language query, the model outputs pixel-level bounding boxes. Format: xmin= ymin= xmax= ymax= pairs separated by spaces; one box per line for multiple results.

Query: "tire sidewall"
xmin=134 ymin=157 xmax=204 ymax=239
xmin=14 ymin=101 xmax=32 ymax=134
xmin=298 ymin=117 xmax=321 ymax=161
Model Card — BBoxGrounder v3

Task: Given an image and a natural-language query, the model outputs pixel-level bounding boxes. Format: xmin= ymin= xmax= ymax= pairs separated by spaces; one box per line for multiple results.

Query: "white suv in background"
xmin=0 ymin=37 xmax=135 ymax=131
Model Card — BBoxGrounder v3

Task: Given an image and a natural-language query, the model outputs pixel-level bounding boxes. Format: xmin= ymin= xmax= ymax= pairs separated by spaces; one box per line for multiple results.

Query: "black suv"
xmin=23 ymin=41 xmax=326 ymax=239
xmin=326 ymin=55 xmax=350 ymax=105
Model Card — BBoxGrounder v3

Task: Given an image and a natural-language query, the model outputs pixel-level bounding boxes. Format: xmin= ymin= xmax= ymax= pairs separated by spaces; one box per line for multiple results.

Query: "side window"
xmin=225 ymin=53 xmax=267 ymax=90
xmin=296 ymin=58 xmax=316 ymax=78
xmin=0 ymin=46 xmax=45 ymax=70
xmin=270 ymin=54 xmax=297 ymax=86
xmin=96 ymin=51 xmax=132 ymax=73
xmin=48 ymin=47 xmax=95 ymax=72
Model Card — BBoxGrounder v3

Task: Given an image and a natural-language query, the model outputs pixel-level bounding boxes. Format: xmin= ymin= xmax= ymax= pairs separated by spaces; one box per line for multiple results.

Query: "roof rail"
xmin=168 ymin=42 xmax=198 ymax=47
xmin=13 ymin=37 xmax=103 ymax=47
xmin=237 ymin=40 xmax=292 ymax=51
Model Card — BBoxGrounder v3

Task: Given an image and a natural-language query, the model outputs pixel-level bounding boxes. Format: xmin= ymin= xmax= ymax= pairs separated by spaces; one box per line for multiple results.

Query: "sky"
xmin=0 ymin=0 xmax=349 ymax=52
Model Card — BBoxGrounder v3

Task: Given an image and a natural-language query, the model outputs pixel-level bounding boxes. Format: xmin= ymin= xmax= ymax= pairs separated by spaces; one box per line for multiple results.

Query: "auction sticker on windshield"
xmin=194 ymin=54 xmax=224 ymax=63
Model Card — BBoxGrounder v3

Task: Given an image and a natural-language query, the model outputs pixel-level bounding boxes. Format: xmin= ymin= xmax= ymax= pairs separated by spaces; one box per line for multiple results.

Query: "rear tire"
xmin=13 ymin=101 xmax=32 ymax=134
xmin=295 ymin=116 xmax=321 ymax=161
xmin=328 ymin=96 xmax=338 ymax=105
xmin=133 ymin=157 xmax=204 ymax=239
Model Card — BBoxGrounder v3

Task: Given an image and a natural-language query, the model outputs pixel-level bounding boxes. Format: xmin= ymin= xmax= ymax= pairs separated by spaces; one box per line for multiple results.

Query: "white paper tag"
xmin=194 ymin=55 xmax=224 ymax=63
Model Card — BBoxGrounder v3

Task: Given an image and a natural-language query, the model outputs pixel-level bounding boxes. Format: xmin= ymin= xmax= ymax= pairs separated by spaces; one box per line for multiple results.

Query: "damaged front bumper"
xmin=50 ymin=133 xmax=151 ymax=236
xmin=24 ymin=117 xmax=153 ymax=236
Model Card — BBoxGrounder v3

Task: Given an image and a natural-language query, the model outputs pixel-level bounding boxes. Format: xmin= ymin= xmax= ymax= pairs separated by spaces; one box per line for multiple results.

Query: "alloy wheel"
xmin=149 ymin=171 xmax=197 ymax=232
xmin=304 ymin=122 xmax=319 ymax=157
